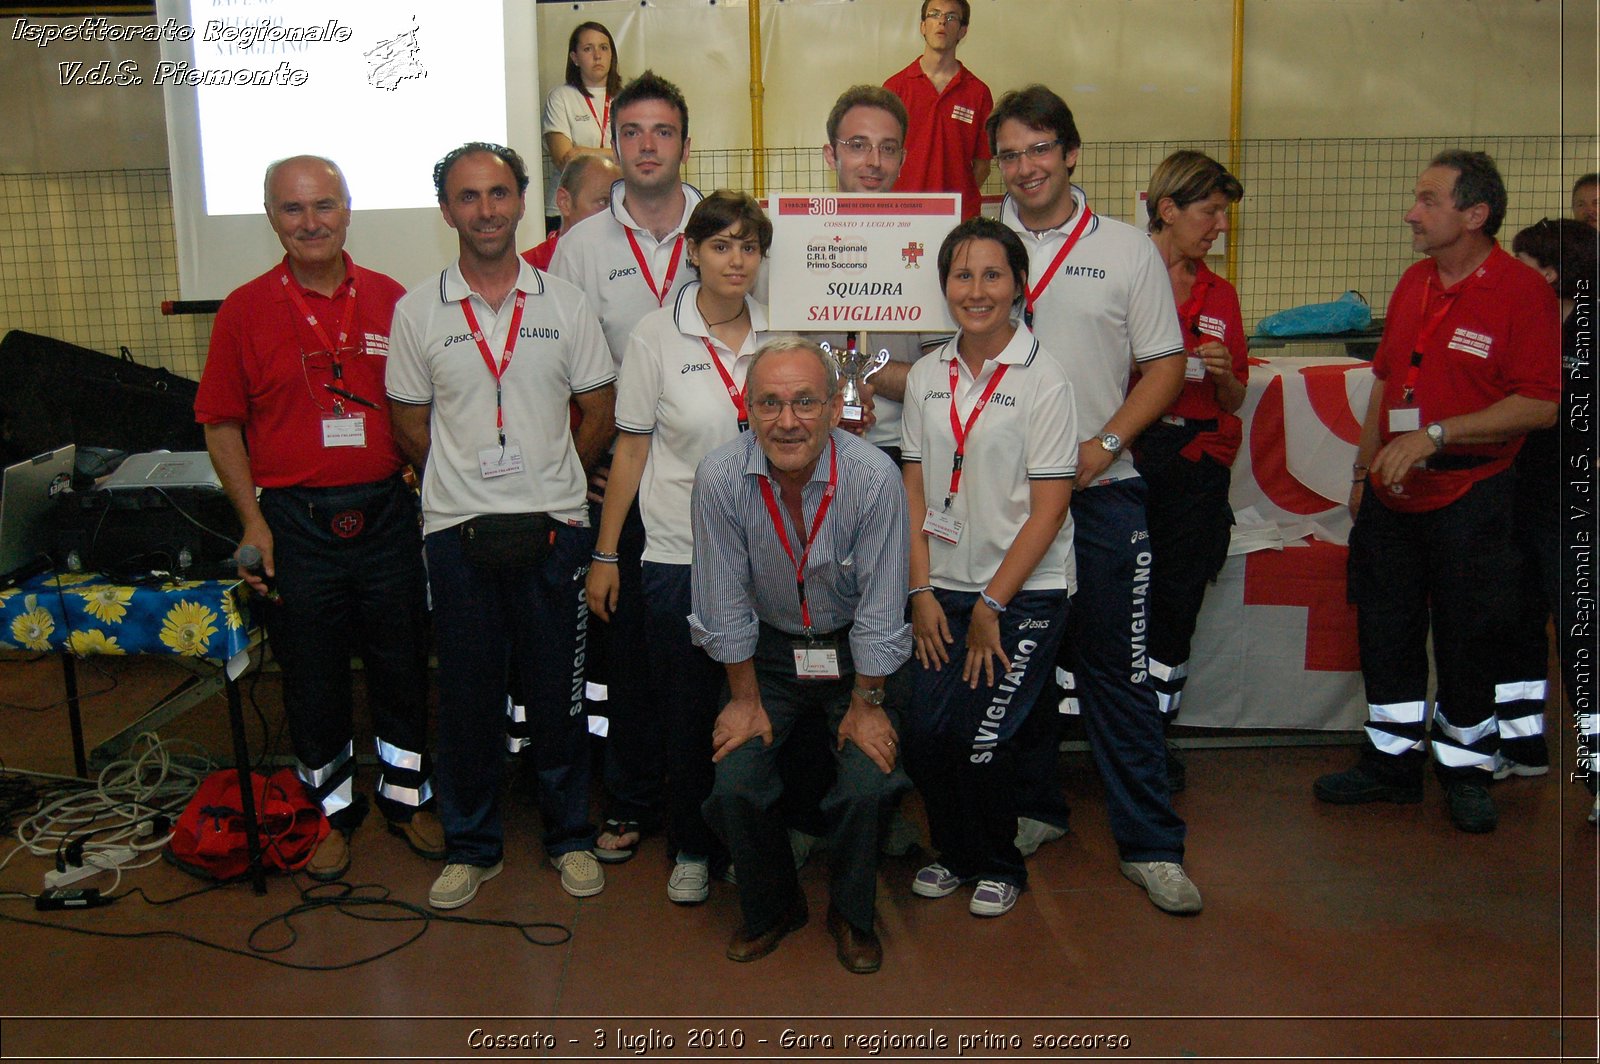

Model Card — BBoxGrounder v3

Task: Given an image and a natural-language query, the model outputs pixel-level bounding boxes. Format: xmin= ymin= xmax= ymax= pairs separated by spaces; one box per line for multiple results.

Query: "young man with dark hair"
xmin=988 ymin=84 xmax=1198 ymax=915
xmin=388 ymin=143 xmax=618 ymax=908
xmin=884 ymin=0 xmax=993 ymax=221
xmin=550 ymin=70 xmax=703 ymax=864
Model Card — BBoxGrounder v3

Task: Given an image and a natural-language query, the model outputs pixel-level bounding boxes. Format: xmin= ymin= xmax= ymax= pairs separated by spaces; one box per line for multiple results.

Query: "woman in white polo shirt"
xmin=585 ymin=190 xmax=772 ymax=905
xmin=541 ymin=21 xmax=620 ymax=232
xmin=901 ymin=217 xmax=1078 ymax=918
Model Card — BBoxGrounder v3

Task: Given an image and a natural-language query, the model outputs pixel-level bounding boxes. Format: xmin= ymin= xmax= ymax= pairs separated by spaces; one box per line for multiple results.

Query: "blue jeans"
xmin=424 ymin=520 xmax=595 ymax=866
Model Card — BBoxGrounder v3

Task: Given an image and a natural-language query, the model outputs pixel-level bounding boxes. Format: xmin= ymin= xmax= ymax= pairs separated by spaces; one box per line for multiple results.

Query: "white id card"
xmin=1388 ymin=407 xmax=1421 ymax=432
xmin=922 ymin=507 xmax=964 ymax=545
xmin=1185 ymin=355 xmax=1207 ymax=382
xmin=321 ymin=414 xmax=367 ymax=448
xmin=478 ymin=440 xmax=525 ymax=479
xmin=792 ymin=643 xmax=842 ymax=680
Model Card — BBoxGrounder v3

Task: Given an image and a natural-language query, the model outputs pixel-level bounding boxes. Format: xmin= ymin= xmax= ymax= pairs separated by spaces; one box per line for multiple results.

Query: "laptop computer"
xmin=100 ymin=451 xmax=223 ymax=493
xmin=0 ymin=444 xmax=76 ymax=583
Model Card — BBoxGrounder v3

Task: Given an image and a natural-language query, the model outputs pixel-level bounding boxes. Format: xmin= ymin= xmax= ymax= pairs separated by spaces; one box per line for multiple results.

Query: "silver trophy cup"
xmin=820 ymin=339 xmax=891 ymax=423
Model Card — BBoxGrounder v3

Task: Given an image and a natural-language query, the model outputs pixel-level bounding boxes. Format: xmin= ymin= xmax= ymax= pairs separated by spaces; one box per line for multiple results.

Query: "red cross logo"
xmin=331 ymin=510 xmax=365 ymax=539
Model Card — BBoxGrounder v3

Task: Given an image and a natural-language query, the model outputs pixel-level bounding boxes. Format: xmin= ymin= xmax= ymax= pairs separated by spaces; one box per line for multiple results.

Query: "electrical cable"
xmin=0 ymin=876 xmax=573 ymax=970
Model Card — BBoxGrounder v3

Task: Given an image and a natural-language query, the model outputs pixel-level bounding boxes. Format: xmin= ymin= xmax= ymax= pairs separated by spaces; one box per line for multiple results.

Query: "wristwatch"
xmin=852 ymin=685 xmax=887 ymax=706
xmin=1096 ymin=431 xmax=1124 ymax=457
xmin=1425 ymin=422 xmax=1446 ymax=451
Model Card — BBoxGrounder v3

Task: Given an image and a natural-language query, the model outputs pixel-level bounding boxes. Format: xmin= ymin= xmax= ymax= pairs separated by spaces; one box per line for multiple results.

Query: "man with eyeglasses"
xmin=196 ymin=155 xmax=441 ymax=883
xmin=884 ymin=0 xmax=993 ymax=221
xmin=550 ymin=70 xmax=703 ymax=864
xmin=818 ymin=85 xmax=935 ymax=464
xmin=988 ymin=86 xmax=1200 ymax=915
xmin=690 ymin=338 xmax=911 ymax=974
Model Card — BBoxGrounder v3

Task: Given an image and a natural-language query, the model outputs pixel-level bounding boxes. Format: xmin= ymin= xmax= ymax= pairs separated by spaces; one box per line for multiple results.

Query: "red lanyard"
xmin=1179 ymin=273 xmax=1214 ymax=342
xmin=1023 ymin=204 xmax=1095 ymax=322
xmin=1402 ymin=270 xmax=1479 ymax=403
xmin=944 ymin=358 xmax=1011 ymax=508
xmin=701 ymin=337 xmax=748 ymax=430
xmin=584 ymin=93 xmax=612 ymax=145
xmin=279 ymin=267 xmax=358 ymax=356
xmin=459 ymin=292 xmax=527 ymax=446
xmin=622 ymin=227 xmax=685 ymax=308
xmin=757 ymin=442 xmax=838 ymax=635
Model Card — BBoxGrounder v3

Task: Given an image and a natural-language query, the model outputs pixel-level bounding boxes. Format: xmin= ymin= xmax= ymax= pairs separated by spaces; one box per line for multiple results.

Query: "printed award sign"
xmin=767 ymin=194 xmax=960 ymax=333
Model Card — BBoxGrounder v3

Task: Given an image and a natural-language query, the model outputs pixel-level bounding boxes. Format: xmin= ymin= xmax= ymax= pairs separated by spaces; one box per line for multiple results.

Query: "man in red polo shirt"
xmin=884 ymin=0 xmax=993 ymax=220
xmin=1314 ymin=150 xmax=1560 ymax=834
xmin=196 ymin=155 xmax=441 ymax=880
xmin=521 ymin=154 xmax=621 ymax=271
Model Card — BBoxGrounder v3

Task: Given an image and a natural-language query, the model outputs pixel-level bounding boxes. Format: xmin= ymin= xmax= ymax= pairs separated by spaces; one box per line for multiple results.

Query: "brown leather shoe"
xmin=827 ymin=904 xmax=882 ymax=974
xmin=306 ymin=829 xmax=350 ymax=882
xmin=726 ymin=893 xmax=808 ymax=963
xmin=388 ymin=810 xmax=447 ymax=860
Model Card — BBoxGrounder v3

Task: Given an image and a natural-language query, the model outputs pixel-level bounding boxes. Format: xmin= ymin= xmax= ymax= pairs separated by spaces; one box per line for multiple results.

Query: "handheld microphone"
xmin=232 ymin=544 xmax=282 ymax=602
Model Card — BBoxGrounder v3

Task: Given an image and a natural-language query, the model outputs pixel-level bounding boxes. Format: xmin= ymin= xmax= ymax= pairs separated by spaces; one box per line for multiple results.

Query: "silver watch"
xmin=1096 ymin=431 xmax=1124 ymax=457
xmin=1425 ymin=422 xmax=1446 ymax=451
xmin=852 ymin=685 xmax=887 ymax=706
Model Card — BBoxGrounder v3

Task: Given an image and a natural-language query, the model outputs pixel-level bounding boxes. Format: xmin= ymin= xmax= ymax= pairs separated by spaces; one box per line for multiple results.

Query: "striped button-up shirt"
xmin=688 ymin=428 xmax=912 ymax=678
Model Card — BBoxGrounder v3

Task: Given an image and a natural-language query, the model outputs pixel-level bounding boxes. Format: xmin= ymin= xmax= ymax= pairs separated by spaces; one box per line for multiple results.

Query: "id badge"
xmin=791 ymin=640 xmax=841 ymax=680
xmin=1388 ymin=407 xmax=1421 ymax=432
xmin=1185 ymin=355 xmax=1206 ymax=382
xmin=321 ymin=413 xmax=367 ymax=448
xmin=478 ymin=439 xmax=525 ymax=479
xmin=922 ymin=506 xmax=964 ymax=545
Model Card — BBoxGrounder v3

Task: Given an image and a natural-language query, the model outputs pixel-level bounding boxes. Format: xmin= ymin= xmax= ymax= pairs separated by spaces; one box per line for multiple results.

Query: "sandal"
xmin=594 ymin=818 xmax=641 ymax=864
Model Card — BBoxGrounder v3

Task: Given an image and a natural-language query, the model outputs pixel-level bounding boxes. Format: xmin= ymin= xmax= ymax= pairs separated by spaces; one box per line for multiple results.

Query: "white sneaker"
xmin=1119 ymin=860 xmax=1202 ymax=914
xmin=553 ymin=850 xmax=605 ymax=897
xmin=1491 ymin=752 xmax=1550 ymax=780
xmin=428 ymin=861 xmax=502 ymax=910
xmin=667 ymin=858 xmax=710 ymax=905
xmin=1015 ymin=816 xmax=1066 ymax=857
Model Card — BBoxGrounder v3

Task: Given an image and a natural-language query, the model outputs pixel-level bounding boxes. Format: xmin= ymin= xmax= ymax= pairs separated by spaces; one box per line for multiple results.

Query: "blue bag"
xmin=1255 ymin=291 xmax=1372 ymax=337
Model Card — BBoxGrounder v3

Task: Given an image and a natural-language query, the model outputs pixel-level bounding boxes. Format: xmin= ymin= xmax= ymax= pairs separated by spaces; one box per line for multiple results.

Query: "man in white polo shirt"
xmin=989 ymin=85 xmax=1200 ymax=915
xmin=387 ymin=142 xmax=617 ymax=911
xmin=815 ymin=84 xmax=940 ymax=465
xmin=549 ymin=70 xmax=703 ymax=861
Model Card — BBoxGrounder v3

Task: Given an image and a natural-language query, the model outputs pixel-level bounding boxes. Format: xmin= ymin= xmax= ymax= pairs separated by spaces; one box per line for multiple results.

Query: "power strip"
xmin=44 ymin=846 xmax=140 ymax=889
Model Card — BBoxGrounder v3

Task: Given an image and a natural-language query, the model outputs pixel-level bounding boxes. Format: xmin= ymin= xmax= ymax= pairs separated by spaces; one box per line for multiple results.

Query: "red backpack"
xmin=166 ymin=769 xmax=329 ymax=881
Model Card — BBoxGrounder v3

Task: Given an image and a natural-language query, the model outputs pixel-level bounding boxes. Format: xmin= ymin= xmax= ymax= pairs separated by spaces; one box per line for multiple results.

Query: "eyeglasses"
xmin=922 ymin=11 xmax=963 ymax=25
xmin=834 ymin=137 xmax=903 ymax=161
xmin=994 ymin=139 xmax=1063 ymax=169
xmin=750 ymin=396 xmax=826 ymax=421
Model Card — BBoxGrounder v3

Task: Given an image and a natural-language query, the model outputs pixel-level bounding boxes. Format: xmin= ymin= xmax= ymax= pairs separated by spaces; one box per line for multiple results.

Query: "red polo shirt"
xmin=1168 ymin=261 xmax=1249 ymax=466
xmin=195 ymin=253 xmax=408 ymax=489
xmin=1370 ymin=242 xmax=1560 ymax=512
xmin=884 ymin=57 xmax=993 ymax=220
xmin=522 ymin=231 xmax=560 ymax=271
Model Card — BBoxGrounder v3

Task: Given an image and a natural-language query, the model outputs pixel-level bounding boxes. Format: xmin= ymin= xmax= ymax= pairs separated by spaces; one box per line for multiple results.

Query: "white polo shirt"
xmin=902 ymin=325 xmax=1079 ymax=593
xmin=548 ymin=181 xmax=704 ymax=367
xmin=386 ymin=259 xmax=616 ymax=535
xmin=1000 ymin=187 xmax=1184 ymax=484
xmin=616 ymin=282 xmax=773 ymax=565
xmin=541 ymin=84 xmax=611 ymax=216
xmin=808 ymin=329 xmax=945 ymax=451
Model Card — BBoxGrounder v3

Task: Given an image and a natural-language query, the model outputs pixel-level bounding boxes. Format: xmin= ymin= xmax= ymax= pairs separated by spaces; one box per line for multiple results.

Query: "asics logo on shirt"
xmin=681 ymin=362 xmax=711 ymax=374
xmin=608 ymin=266 xmax=639 ymax=281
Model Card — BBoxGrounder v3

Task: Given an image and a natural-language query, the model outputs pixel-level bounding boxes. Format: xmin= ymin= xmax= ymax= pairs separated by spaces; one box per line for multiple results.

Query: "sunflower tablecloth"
xmin=0 ymin=571 xmax=252 ymax=673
